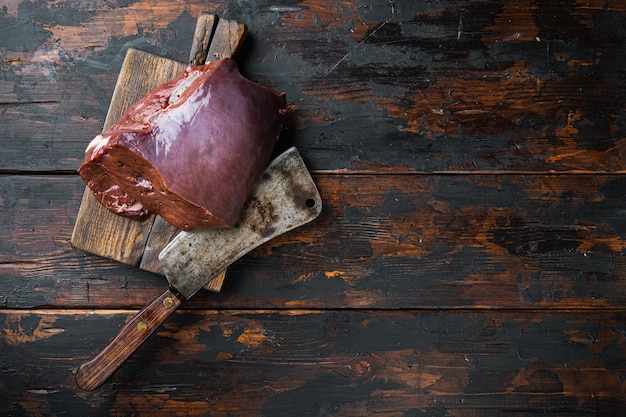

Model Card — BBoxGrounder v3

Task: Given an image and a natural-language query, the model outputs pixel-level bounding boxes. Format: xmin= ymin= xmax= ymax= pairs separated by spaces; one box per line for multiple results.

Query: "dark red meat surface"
xmin=78 ymin=58 xmax=287 ymax=231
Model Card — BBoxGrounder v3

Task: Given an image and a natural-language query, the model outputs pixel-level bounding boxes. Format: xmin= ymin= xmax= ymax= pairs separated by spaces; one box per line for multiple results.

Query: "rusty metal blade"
xmin=159 ymin=147 xmax=322 ymax=299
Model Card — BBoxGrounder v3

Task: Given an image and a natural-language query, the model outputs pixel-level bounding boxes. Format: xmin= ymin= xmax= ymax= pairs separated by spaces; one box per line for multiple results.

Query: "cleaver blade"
xmin=76 ymin=147 xmax=322 ymax=391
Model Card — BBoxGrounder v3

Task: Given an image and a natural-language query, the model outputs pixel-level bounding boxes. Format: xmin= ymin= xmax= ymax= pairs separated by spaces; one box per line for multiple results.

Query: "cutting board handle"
xmin=75 ymin=288 xmax=183 ymax=391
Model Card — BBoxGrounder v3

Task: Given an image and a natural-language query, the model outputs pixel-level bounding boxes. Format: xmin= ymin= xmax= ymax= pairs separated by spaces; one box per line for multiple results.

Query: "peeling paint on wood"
xmin=1 ymin=310 xmax=626 ymax=416
xmin=1 ymin=0 xmax=624 ymax=172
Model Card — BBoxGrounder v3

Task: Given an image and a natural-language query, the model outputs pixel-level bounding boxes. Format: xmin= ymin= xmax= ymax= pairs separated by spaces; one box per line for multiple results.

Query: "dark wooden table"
xmin=2 ymin=1 xmax=626 ymax=415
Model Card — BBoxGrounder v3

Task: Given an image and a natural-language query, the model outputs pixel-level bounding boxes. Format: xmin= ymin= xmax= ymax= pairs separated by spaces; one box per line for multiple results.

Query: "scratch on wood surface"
xmin=327 ymin=22 xmax=388 ymax=73
xmin=0 ymin=100 xmax=60 ymax=108
xmin=268 ymin=5 xmax=303 ymax=13
xmin=496 ymin=32 xmax=523 ymax=43
xmin=27 ymin=389 xmax=62 ymax=395
xmin=39 ymin=327 xmax=65 ymax=335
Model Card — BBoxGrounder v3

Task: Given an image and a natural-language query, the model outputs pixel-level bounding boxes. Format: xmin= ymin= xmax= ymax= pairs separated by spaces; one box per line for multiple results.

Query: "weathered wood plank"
xmin=1 ymin=1 xmax=624 ymax=173
xmin=1 ymin=309 xmax=625 ymax=416
xmin=188 ymin=13 xmax=218 ymax=66
xmin=2 ymin=173 xmax=625 ymax=310
xmin=205 ymin=17 xmax=247 ymax=62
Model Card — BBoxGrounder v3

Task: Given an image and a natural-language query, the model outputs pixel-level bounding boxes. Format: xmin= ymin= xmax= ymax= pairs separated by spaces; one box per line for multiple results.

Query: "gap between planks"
xmin=5 ymin=306 xmax=626 ymax=315
xmin=1 ymin=169 xmax=625 ymax=176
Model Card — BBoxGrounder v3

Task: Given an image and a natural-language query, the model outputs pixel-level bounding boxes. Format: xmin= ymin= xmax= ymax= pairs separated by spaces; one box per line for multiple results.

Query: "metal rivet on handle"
xmin=163 ymin=297 xmax=174 ymax=309
xmin=137 ymin=321 xmax=148 ymax=333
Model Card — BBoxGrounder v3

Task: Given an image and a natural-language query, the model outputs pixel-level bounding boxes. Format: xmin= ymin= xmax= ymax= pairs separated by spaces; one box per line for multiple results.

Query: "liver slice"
xmin=78 ymin=58 xmax=287 ymax=231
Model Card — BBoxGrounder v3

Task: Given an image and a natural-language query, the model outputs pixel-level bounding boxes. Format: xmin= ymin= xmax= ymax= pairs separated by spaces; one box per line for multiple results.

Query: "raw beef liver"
xmin=78 ymin=58 xmax=287 ymax=231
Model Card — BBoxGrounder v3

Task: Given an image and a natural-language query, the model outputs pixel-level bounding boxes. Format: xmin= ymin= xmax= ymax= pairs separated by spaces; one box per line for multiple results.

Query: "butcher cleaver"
xmin=76 ymin=146 xmax=322 ymax=391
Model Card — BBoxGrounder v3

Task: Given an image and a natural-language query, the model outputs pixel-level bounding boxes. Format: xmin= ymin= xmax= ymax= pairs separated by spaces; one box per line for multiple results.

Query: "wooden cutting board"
xmin=71 ymin=13 xmax=247 ymax=291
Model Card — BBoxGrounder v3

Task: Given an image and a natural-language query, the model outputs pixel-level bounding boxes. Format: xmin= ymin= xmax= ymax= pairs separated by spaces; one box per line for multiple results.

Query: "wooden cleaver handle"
xmin=75 ymin=288 xmax=183 ymax=391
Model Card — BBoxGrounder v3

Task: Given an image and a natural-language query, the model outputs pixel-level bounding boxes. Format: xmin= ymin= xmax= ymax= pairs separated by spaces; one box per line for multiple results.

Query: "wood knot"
xmin=354 ymin=360 xmax=371 ymax=376
xmin=194 ymin=51 xmax=208 ymax=65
